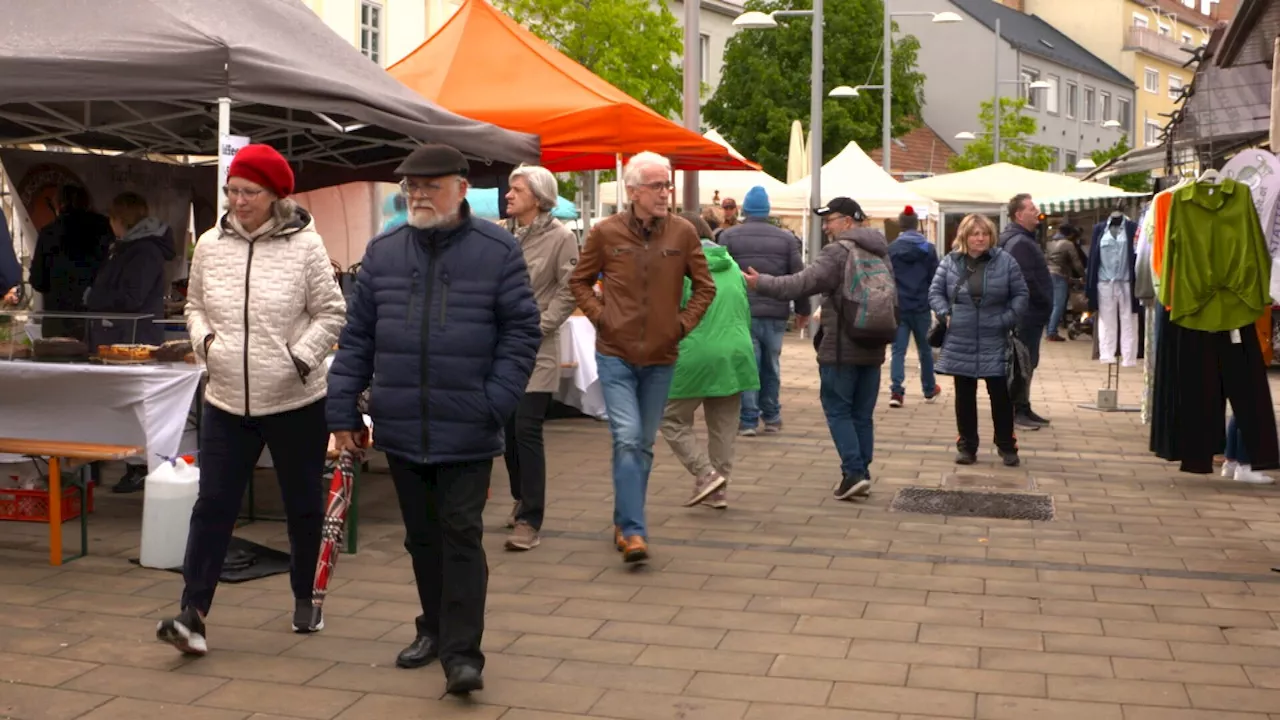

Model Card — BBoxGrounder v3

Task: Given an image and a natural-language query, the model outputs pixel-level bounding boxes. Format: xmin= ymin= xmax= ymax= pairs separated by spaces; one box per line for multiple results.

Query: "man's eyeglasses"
xmin=637 ymin=181 xmax=673 ymax=192
xmin=400 ymin=179 xmax=453 ymax=196
xmin=223 ymin=186 xmax=265 ymax=199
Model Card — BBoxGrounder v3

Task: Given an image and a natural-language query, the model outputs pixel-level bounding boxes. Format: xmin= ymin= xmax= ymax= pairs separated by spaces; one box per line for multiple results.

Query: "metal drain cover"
xmin=889 ymin=487 xmax=1055 ymax=521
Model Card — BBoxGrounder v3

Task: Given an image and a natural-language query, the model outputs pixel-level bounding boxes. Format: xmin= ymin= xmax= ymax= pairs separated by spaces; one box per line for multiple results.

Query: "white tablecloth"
xmin=0 ymin=361 xmax=206 ymax=473
xmin=556 ymin=316 xmax=606 ymax=419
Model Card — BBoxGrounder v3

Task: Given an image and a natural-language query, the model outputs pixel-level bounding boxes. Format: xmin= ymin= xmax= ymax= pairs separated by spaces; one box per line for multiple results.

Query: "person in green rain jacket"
xmin=660 ymin=213 xmax=760 ymax=510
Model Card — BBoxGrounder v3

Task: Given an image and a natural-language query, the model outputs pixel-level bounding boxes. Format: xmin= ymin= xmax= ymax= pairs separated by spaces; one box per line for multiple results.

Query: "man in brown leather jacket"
xmin=569 ymin=151 xmax=716 ymax=563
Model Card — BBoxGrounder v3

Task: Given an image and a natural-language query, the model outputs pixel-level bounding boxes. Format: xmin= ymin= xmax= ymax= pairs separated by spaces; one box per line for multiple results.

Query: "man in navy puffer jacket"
xmin=328 ymin=145 xmax=541 ymax=695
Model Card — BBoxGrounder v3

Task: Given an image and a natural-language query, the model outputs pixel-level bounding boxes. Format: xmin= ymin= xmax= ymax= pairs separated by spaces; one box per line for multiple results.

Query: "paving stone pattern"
xmin=2 ymin=335 xmax=1280 ymax=719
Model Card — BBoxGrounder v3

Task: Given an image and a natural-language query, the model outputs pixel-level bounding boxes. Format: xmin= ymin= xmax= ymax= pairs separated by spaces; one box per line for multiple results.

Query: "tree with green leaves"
xmin=948 ymin=97 xmax=1056 ymax=172
xmin=704 ymin=0 xmax=926 ymax=181
xmin=1085 ymin=136 xmax=1152 ymax=193
xmin=494 ymin=0 xmax=684 ymax=119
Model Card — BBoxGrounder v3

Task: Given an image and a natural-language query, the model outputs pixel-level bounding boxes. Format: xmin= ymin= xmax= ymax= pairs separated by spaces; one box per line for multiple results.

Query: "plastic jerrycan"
xmin=139 ymin=455 xmax=200 ymax=570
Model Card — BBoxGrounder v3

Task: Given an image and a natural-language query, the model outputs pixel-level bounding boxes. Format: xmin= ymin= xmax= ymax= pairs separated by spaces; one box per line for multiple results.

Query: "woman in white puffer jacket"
xmin=156 ymin=144 xmax=346 ymax=657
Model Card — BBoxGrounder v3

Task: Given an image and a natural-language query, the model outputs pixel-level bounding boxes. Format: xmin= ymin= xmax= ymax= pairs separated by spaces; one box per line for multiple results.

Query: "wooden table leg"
xmin=48 ymin=456 xmax=62 ymax=566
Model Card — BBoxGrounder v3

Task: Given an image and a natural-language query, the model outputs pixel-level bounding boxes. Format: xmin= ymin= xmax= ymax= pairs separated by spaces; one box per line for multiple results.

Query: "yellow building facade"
xmin=297 ymin=0 xmax=463 ymax=68
xmin=1021 ymin=0 xmax=1213 ymax=149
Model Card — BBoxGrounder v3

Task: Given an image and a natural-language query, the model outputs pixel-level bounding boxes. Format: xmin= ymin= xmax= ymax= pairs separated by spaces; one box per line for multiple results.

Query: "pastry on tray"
xmin=153 ymin=339 xmax=193 ymax=362
xmin=33 ymin=337 xmax=89 ymax=361
xmin=0 ymin=341 xmax=32 ymax=359
xmin=97 ymin=344 xmax=159 ymax=362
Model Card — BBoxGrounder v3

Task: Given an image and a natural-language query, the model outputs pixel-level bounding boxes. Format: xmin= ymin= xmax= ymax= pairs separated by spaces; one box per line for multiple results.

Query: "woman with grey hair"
xmin=501 ymin=165 xmax=579 ymax=551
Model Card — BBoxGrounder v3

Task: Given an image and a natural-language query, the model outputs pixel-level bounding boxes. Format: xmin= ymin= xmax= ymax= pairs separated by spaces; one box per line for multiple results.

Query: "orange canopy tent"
xmin=389 ymin=0 xmax=758 ymax=173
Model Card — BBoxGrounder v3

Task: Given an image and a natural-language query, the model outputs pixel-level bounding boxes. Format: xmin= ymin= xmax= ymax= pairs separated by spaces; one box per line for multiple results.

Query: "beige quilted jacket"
xmin=186 ymin=210 xmax=347 ymax=417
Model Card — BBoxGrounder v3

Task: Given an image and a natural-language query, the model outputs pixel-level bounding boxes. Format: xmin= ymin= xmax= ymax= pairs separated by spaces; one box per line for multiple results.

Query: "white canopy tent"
xmin=771 ymin=141 xmax=940 ymax=220
xmin=596 ymin=129 xmax=802 ymax=212
xmin=902 ymin=162 xmax=1146 ymax=215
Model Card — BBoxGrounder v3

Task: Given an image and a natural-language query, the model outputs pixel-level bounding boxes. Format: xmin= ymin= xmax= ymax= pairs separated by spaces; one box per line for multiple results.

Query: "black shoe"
xmin=955 ymin=450 xmax=977 ymax=465
xmin=1000 ymin=450 xmax=1021 ymax=467
xmin=445 ymin=664 xmax=484 ymax=695
xmin=396 ymin=635 xmax=439 ymax=669
xmin=834 ymin=474 xmax=871 ymax=500
xmin=1025 ymin=408 xmax=1050 ymax=425
xmin=1014 ymin=412 xmax=1043 ymax=430
xmin=156 ymin=606 xmax=207 ymax=656
xmin=112 ymin=465 xmax=146 ymax=494
xmin=292 ymin=598 xmax=323 ymax=633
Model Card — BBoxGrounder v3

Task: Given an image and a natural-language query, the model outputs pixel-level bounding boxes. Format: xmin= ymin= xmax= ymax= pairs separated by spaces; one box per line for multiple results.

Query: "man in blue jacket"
xmin=998 ymin=193 xmax=1053 ymax=429
xmin=886 ymin=206 xmax=940 ymax=408
xmin=719 ymin=185 xmax=810 ymax=435
xmin=327 ymin=145 xmax=541 ymax=695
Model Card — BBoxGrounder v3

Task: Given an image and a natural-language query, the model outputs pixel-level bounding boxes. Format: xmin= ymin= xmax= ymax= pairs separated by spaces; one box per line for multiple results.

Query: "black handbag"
xmin=929 ymin=262 xmax=971 ymax=348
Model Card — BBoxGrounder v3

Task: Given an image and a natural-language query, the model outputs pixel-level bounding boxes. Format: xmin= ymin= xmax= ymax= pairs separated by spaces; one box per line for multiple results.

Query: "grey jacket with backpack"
xmin=755 ymin=227 xmax=896 ymax=366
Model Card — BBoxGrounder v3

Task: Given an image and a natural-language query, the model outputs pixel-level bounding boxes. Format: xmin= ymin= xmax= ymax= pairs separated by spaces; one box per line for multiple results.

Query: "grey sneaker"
xmin=739 ymin=426 xmax=758 ymax=437
xmin=763 ymin=422 xmax=783 ymax=434
xmin=505 ymin=501 xmax=520 ymax=529
xmin=685 ymin=470 xmax=727 ymax=507
xmin=704 ymin=485 xmax=728 ymax=509
xmin=834 ymin=474 xmax=871 ymax=500
xmin=504 ymin=521 xmax=540 ymax=551
xmin=292 ymin=598 xmax=324 ymax=633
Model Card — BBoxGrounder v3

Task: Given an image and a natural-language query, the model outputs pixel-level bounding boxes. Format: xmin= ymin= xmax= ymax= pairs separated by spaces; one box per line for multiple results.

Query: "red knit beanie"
xmin=228 ymin=144 xmax=295 ymax=198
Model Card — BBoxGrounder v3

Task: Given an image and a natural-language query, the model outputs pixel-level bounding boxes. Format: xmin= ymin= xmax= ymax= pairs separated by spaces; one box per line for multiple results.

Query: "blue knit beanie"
xmin=742 ymin=186 xmax=770 ymax=217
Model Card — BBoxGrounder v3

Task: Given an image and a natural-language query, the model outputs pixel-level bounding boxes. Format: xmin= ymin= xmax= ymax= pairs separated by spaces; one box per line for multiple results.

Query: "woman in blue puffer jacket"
xmin=929 ymin=214 xmax=1028 ymax=467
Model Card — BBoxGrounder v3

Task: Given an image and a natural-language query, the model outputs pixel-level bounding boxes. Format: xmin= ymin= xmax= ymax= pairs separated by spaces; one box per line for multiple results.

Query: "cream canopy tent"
xmin=771 ymin=141 xmax=940 ymax=220
xmin=596 ymin=130 xmax=802 ymax=210
xmin=902 ymin=162 xmax=1147 ymax=213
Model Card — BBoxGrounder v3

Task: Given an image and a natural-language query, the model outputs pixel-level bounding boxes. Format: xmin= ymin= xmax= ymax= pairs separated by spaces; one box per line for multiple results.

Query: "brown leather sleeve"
xmin=678 ymin=230 xmax=716 ymax=335
xmin=569 ymin=226 xmax=605 ymax=322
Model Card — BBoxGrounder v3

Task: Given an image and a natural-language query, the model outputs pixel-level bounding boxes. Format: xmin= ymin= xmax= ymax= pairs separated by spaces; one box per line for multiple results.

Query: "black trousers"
xmin=503 ymin=391 xmax=553 ymax=530
xmin=181 ymin=400 xmax=327 ymax=615
xmin=954 ymin=376 xmax=1017 ymax=454
xmin=387 ymin=455 xmax=491 ymax=672
xmin=1175 ymin=324 xmax=1279 ymax=474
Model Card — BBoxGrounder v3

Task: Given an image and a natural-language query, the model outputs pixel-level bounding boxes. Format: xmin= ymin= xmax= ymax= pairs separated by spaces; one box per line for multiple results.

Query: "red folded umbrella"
xmin=312 ymin=449 xmax=356 ymax=612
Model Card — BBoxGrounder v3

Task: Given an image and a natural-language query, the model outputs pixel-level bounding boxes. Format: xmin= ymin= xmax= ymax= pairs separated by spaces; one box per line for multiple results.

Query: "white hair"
xmin=509 ymin=165 xmax=559 ymax=212
xmin=622 ymin=151 xmax=672 ymax=188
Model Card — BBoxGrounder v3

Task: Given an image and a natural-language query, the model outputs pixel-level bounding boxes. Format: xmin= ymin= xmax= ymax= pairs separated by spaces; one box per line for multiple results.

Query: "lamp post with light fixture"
xmin=881 ymin=8 xmax=962 ymax=174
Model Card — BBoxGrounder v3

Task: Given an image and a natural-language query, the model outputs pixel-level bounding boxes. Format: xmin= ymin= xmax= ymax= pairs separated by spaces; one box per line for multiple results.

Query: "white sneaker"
xmin=1234 ymin=464 xmax=1275 ymax=485
xmin=1222 ymin=460 xmax=1239 ymax=478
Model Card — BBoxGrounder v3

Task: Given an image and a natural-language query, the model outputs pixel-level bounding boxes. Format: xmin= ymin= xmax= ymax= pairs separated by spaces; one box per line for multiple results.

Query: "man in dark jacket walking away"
xmin=886 ymin=206 xmax=940 ymax=408
xmin=29 ymin=185 xmax=112 ymax=338
xmin=569 ymin=151 xmax=716 ymax=565
xmin=745 ymin=197 xmax=894 ymax=501
xmin=1 ymin=211 xmax=20 ymax=306
xmin=719 ymin=185 xmax=810 ymax=435
xmin=328 ymin=145 xmax=541 ymax=696
xmin=998 ymin=193 xmax=1052 ymax=429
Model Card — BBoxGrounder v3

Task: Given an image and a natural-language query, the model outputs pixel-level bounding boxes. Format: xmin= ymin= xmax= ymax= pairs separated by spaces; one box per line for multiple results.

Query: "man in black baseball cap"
xmin=814 ymin=197 xmax=866 ymax=244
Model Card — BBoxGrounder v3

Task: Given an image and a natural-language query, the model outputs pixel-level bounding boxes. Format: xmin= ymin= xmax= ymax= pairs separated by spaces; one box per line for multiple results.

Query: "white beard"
xmin=408 ymin=209 xmax=460 ymax=230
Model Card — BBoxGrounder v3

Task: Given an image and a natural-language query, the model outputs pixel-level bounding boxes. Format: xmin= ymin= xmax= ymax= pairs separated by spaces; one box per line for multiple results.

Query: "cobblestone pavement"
xmin=2 ymin=334 xmax=1280 ymax=720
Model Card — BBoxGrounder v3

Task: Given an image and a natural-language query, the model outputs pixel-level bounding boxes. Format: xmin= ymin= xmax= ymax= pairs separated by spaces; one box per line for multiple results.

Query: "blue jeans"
xmin=817 ymin=364 xmax=881 ymax=478
xmin=596 ymin=353 xmax=675 ymax=538
xmin=741 ymin=317 xmax=787 ymax=428
xmin=1048 ymin=275 xmax=1069 ymax=336
xmin=1226 ymin=415 xmax=1250 ymax=464
xmin=890 ymin=311 xmax=936 ymax=396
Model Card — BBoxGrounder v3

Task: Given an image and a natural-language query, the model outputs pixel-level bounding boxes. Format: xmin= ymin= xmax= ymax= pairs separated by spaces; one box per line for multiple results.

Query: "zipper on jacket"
xmin=640 ymin=241 xmax=650 ymax=347
xmin=438 ymin=271 xmax=450 ymax=327
xmin=243 ymin=240 xmax=256 ymax=417
xmin=419 ymin=244 xmax=438 ymax=460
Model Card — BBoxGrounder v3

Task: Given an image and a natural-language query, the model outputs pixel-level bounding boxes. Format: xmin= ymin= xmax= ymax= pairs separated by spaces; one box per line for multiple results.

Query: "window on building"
xmin=1133 ymin=14 xmax=1149 ymax=28
xmin=360 ymin=0 xmax=382 ymax=64
xmin=1021 ymin=69 xmax=1041 ymax=110
xmin=1100 ymin=91 xmax=1112 ymax=123
xmin=1083 ymin=87 xmax=1095 ymax=123
xmin=1145 ymin=120 xmax=1161 ymax=147
xmin=1169 ymin=74 xmax=1183 ymax=99
xmin=1045 ymin=74 xmax=1060 ymax=114
xmin=700 ymin=34 xmax=710 ymax=85
xmin=1118 ymin=97 xmax=1132 ymax=132
xmin=1064 ymin=150 xmax=1078 ymax=170
xmin=1065 ymin=81 xmax=1078 ymax=119
xmin=1049 ymin=152 xmax=1061 ymax=173
xmin=1181 ymin=31 xmax=1193 ymax=45
xmin=1144 ymin=67 xmax=1159 ymax=93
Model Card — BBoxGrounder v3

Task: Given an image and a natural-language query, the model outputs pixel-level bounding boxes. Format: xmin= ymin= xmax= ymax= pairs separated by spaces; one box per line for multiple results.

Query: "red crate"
xmin=0 ymin=484 xmax=94 ymax=523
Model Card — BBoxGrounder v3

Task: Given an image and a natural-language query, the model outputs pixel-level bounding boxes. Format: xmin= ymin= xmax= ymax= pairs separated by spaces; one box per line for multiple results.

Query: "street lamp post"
xmin=733 ymin=4 xmax=824 ymax=261
xmin=880 ymin=6 xmax=962 ymax=174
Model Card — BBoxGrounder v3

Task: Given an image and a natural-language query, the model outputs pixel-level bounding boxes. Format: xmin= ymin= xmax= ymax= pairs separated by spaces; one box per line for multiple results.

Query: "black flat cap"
xmin=395 ymin=144 xmax=469 ymax=177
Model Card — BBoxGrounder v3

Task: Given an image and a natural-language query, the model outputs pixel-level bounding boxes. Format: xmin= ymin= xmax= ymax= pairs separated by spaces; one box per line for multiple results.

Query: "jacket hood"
xmin=890 ymin=231 xmax=931 ymax=264
xmin=837 ymin=227 xmax=889 ymax=257
xmin=701 ymin=240 xmax=733 ymax=272
xmin=120 ymin=216 xmax=167 ymax=243
xmin=119 ymin=218 xmax=176 ymax=261
xmin=998 ymin=222 xmax=1035 ymax=247
xmin=219 ymin=204 xmax=315 ymax=241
